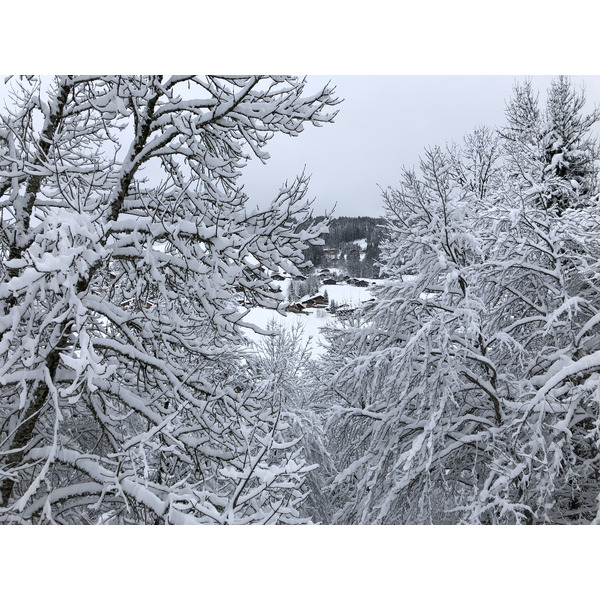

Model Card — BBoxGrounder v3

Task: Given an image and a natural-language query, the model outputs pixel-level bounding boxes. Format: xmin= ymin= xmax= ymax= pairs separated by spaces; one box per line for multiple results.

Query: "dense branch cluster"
xmin=320 ymin=77 xmax=600 ymax=524
xmin=0 ymin=75 xmax=339 ymax=524
xmin=2 ymin=75 xmax=599 ymax=526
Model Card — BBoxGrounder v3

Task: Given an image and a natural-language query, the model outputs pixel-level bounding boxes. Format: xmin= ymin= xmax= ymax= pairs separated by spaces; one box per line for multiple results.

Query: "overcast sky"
xmin=240 ymin=75 xmax=600 ymax=218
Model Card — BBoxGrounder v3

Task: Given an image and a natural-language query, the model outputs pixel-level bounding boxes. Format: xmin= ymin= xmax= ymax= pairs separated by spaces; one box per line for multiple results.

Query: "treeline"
xmin=301 ymin=215 xmax=385 ymax=277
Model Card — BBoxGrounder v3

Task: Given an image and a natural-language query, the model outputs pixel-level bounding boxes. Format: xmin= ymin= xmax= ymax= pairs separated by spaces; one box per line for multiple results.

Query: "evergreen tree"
xmin=502 ymin=77 xmax=600 ymax=213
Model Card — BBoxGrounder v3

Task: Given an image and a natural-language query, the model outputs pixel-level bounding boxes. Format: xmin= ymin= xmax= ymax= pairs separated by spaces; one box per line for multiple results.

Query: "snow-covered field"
xmin=322 ymin=282 xmax=375 ymax=306
xmin=241 ymin=280 xmax=378 ymax=357
xmin=241 ymin=305 xmax=333 ymax=356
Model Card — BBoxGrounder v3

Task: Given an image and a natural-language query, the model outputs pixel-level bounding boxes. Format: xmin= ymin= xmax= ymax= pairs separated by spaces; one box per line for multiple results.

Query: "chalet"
xmin=285 ymin=302 xmax=305 ymax=313
xmin=322 ymin=278 xmax=337 ymax=285
xmin=301 ymin=294 xmax=327 ymax=308
xmin=355 ymin=279 xmax=369 ymax=287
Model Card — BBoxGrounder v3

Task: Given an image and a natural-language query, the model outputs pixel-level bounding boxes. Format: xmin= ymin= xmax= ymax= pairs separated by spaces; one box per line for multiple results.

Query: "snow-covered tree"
xmin=321 ymin=143 xmax=502 ymax=523
xmin=464 ymin=80 xmax=600 ymax=524
xmin=448 ymin=126 xmax=502 ymax=203
xmin=0 ymin=75 xmax=339 ymax=524
xmin=247 ymin=318 xmax=335 ymax=522
xmin=322 ymin=79 xmax=600 ymax=525
xmin=501 ymin=76 xmax=600 ymax=213
xmin=464 ymin=190 xmax=600 ymax=523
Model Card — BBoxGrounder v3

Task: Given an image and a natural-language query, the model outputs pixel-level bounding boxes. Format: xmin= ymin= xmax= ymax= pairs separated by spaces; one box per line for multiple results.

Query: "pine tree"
xmin=501 ymin=77 xmax=600 ymax=213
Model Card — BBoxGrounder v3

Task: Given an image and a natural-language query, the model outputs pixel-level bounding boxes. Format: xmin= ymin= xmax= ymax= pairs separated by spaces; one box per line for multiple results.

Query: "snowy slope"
xmin=242 ymin=306 xmax=333 ymax=357
xmin=323 ymin=282 xmax=374 ymax=307
xmin=242 ymin=281 xmax=378 ymax=357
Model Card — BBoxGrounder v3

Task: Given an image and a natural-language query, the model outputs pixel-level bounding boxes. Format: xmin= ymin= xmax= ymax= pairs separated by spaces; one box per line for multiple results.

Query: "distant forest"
xmin=301 ymin=216 xmax=385 ymax=277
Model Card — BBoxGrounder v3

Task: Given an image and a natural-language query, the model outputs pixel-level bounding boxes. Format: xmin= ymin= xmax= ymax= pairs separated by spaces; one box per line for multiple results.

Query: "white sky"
xmin=6 ymin=74 xmax=600 ymax=219
xmin=240 ymin=75 xmax=600 ymax=218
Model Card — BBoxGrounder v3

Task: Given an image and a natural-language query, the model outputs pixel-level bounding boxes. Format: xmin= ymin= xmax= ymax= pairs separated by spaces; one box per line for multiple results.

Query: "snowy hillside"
xmin=242 ymin=280 xmax=377 ymax=356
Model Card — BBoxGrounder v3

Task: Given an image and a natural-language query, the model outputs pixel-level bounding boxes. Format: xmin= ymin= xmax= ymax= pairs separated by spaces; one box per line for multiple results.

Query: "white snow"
xmin=242 ymin=306 xmax=333 ymax=357
xmin=242 ymin=281 xmax=378 ymax=357
xmin=322 ymin=283 xmax=374 ymax=306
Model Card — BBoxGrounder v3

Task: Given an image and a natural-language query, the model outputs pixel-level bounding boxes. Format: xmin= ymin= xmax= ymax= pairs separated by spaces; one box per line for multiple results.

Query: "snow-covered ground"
xmin=322 ymin=282 xmax=375 ymax=307
xmin=241 ymin=280 xmax=378 ymax=357
xmin=241 ymin=305 xmax=334 ymax=356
